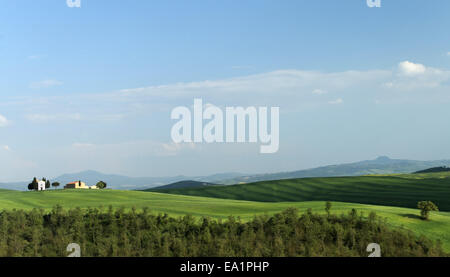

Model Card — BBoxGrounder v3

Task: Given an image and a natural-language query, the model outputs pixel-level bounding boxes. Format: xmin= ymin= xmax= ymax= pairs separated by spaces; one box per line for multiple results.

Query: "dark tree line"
xmin=0 ymin=206 xmax=444 ymax=257
xmin=415 ymin=167 xmax=450 ymax=174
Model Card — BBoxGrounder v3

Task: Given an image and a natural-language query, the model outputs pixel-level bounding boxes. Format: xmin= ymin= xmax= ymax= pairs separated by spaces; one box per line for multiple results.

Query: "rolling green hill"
xmin=0 ymin=189 xmax=450 ymax=251
xmin=147 ymin=173 xmax=450 ymax=211
xmin=415 ymin=166 xmax=450 ymax=174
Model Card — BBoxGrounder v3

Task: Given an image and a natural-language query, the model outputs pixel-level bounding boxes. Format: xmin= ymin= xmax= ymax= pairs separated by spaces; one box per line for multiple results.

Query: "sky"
xmin=0 ymin=0 xmax=450 ymax=181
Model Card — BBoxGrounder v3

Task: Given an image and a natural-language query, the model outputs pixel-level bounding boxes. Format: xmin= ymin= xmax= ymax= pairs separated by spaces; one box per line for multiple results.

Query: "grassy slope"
xmin=148 ymin=173 xmax=450 ymax=211
xmin=0 ymin=189 xmax=450 ymax=251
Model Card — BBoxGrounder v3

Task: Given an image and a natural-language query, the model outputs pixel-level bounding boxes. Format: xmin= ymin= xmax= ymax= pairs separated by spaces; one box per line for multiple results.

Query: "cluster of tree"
xmin=27 ymin=177 xmax=60 ymax=191
xmin=27 ymin=178 xmax=107 ymax=190
xmin=96 ymin=181 xmax=107 ymax=189
xmin=0 ymin=205 xmax=444 ymax=257
xmin=418 ymin=201 xmax=439 ymax=220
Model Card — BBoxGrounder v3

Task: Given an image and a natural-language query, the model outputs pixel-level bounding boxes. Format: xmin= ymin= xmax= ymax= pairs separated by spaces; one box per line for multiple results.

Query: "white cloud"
xmin=312 ymin=89 xmax=327 ymax=95
xmin=1 ymin=145 xmax=11 ymax=151
xmin=447 ymin=52 xmax=450 ymax=57
xmin=119 ymin=63 xmax=445 ymax=103
xmin=383 ymin=82 xmax=394 ymax=88
xmin=97 ymin=114 xmax=126 ymax=121
xmin=398 ymin=61 xmax=426 ymax=76
xmin=25 ymin=112 xmax=126 ymax=123
xmin=29 ymin=79 xmax=63 ymax=89
xmin=82 ymin=61 xmax=450 ymax=113
xmin=70 ymin=140 xmax=197 ymax=157
xmin=118 ymin=69 xmax=391 ymax=107
xmin=10 ymin=61 xmax=450 ymax=129
xmin=0 ymin=114 xmax=10 ymax=127
xmin=28 ymin=55 xmax=46 ymax=60
xmin=385 ymin=61 xmax=450 ymax=90
xmin=231 ymin=65 xmax=255 ymax=70
xmin=26 ymin=113 xmax=81 ymax=122
xmin=162 ymin=142 xmax=197 ymax=156
xmin=328 ymin=98 xmax=344 ymax=105
xmin=72 ymin=143 xmax=95 ymax=148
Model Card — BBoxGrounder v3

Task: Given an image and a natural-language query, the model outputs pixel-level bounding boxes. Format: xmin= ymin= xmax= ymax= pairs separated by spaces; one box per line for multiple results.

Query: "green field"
xmin=0 ymin=188 xmax=450 ymax=251
xmin=148 ymin=173 xmax=450 ymax=211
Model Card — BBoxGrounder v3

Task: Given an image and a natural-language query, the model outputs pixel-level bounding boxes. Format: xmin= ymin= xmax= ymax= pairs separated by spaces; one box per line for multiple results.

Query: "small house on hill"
xmin=64 ymin=181 xmax=99 ymax=190
xmin=64 ymin=181 xmax=88 ymax=189
xmin=37 ymin=180 xmax=46 ymax=191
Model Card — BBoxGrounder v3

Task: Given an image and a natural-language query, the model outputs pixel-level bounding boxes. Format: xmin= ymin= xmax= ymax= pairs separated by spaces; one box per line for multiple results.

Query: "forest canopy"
xmin=0 ymin=206 xmax=444 ymax=257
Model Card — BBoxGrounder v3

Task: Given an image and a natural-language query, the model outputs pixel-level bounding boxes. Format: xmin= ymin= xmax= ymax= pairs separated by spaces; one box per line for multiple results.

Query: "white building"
xmin=38 ymin=180 xmax=46 ymax=191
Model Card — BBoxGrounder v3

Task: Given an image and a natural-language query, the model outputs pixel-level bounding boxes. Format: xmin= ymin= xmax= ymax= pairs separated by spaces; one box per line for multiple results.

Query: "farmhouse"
xmin=64 ymin=181 xmax=99 ymax=190
xmin=64 ymin=181 xmax=88 ymax=189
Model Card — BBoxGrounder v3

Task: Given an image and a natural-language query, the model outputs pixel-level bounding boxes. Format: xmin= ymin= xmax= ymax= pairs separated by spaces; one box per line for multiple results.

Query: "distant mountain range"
xmin=1 ymin=156 xmax=450 ymax=191
xmin=52 ymin=171 xmax=243 ymax=190
xmin=0 ymin=181 xmax=29 ymax=191
xmin=217 ymin=156 xmax=450 ymax=185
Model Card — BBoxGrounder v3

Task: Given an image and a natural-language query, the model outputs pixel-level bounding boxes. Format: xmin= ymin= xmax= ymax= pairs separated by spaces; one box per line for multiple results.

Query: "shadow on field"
xmin=399 ymin=213 xmax=422 ymax=220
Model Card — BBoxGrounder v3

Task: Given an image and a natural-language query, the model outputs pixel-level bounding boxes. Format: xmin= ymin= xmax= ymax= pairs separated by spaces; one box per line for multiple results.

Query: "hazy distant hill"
xmin=2 ymin=156 xmax=450 ymax=191
xmin=54 ymin=170 xmax=179 ymax=190
xmin=54 ymin=170 xmax=241 ymax=190
xmin=150 ymin=180 xmax=221 ymax=191
xmin=42 ymin=157 xmax=450 ymax=188
xmin=0 ymin=182 xmax=27 ymax=191
xmin=218 ymin=156 xmax=450 ymax=185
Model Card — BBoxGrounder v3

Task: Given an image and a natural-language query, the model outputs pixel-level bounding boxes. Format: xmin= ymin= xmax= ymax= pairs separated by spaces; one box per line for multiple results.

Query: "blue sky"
xmin=1 ymin=0 xmax=450 ymax=181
